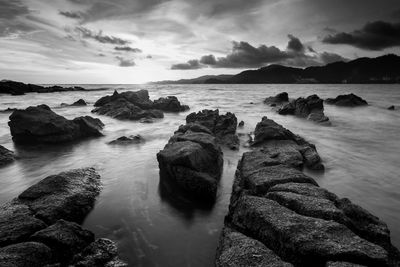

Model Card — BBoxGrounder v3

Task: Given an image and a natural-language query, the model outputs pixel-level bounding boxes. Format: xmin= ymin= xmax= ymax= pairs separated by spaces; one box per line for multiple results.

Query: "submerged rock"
xmin=108 ymin=135 xmax=144 ymax=145
xmin=0 ymin=145 xmax=15 ymax=166
xmin=264 ymin=92 xmax=289 ymax=106
xmin=8 ymin=105 xmax=104 ymax=144
xmin=325 ymin=93 xmax=368 ymax=107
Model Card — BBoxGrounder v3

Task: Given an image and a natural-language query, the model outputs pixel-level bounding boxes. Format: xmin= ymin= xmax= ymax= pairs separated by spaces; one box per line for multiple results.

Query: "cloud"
xmin=74 ymin=26 xmax=130 ymax=45
xmin=114 ymin=46 xmax=142 ymax=53
xmin=59 ymin=11 xmax=82 ymax=19
xmin=171 ymin=59 xmax=202 ymax=70
xmin=322 ymin=21 xmax=400 ymax=50
xmin=0 ymin=0 xmax=35 ymax=37
xmin=319 ymin=52 xmax=349 ymax=64
xmin=199 ymin=55 xmax=217 ymax=65
xmin=287 ymin=34 xmax=305 ymax=52
xmin=116 ymin=56 xmax=135 ymax=67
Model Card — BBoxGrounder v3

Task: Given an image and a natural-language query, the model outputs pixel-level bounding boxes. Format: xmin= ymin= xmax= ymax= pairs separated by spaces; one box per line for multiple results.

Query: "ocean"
xmin=1 ymin=84 xmax=400 ymax=266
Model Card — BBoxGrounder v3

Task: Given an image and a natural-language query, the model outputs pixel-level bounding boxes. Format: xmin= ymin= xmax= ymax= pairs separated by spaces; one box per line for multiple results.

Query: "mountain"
xmin=154 ymin=54 xmax=400 ymax=84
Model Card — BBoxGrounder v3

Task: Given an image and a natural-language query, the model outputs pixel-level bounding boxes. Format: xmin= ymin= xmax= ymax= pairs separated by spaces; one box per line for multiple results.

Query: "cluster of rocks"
xmin=0 ymin=145 xmax=15 ymax=167
xmin=92 ymin=90 xmax=189 ymax=122
xmin=216 ymin=117 xmax=400 ymax=267
xmin=325 ymin=93 xmax=368 ymax=107
xmin=8 ymin=105 xmax=104 ymax=144
xmin=0 ymin=168 xmax=126 ymax=267
xmin=0 ymin=80 xmax=96 ymax=95
xmin=186 ymin=109 xmax=239 ymax=150
xmin=61 ymin=99 xmax=87 ymax=107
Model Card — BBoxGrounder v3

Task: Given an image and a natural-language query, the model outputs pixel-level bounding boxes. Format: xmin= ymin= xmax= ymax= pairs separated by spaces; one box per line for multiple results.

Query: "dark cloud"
xmin=171 ymin=60 xmax=202 ymax=70
xmin=199 ymin=55 xmax=217 ymax=65
xmin=287 ymin=34 xmax=305 ymax=52
xmin=0 ymin=0 xmax=35 ymax=37
xmin=59 ymin=11 xmax=82 ymax=19
xmin=0 ymin=1 xmax=29 ymax=20
xmin=114 ymin=46 xmax=142 ymax=53
xmin=74 ymin=26 xmax=130 ymax=45
xmin=322 ymin=21 xmax=400 ymax=50
xmin=116 ymin=56 xmax=135 ymax=67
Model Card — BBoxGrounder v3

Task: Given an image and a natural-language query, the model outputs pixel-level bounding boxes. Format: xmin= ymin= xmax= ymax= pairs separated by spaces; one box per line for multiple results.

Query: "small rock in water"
xmin=325 ymin=93 xmax=368 ymax=107
xmin=238 ymin=121 xmax=244 ymax=128
xmin=108 ymin=135 xmax=144 ymax=145
xmin=388 ymin=105 xmax=395 ymax=110
xmin=61 ymin=99 xmax=87 ymax=107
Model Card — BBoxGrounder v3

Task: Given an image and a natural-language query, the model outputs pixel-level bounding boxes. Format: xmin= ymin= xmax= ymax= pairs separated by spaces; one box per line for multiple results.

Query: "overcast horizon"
xmin=1 ymin=0 xmax=400 ymax=84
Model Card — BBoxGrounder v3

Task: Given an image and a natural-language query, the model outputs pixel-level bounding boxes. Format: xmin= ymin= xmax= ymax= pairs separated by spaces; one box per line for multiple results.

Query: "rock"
xmin=0 ymin=202 xmax=47 ymax=247
xmin=70 ymin=238 xmax=127 ymax=267
xmin=0 ymin=145 xmax=15 ymax=167
xmin=0 ymin=108 xmax=17 ymax=113
xmin=325 ymin=93 xmax=368 ymax=107
xmin=279 ymin=94 xmax=330 ymax=124
xmin=153 ymin=96 xmax=189 ymax=112
xmin=108 ymin=135 xmax=144 ymax=145
xmin=186 ymin=109 xmax=239 ymax=149
xmin=0 ymin=80 xmax=88 ymax=95
xmin=31 ymin=219 xmax=94 ymax=262
xmin=264 ymin=92 xmax=289 ymax=106
xmin=62 ymin=99 xmax=87 ymax=107
xmin=94 ymin=90 xmax=153 ymax=109
xmin=92 ymin=98 xmax=163 ymax=121
xmin=388 ymin=106 xmax=395 ymax=110
xmin=238 ymin=121 xmax=244 ymax=128
xmin=8 ymin=105 xmax=104 ymax=144
xmin=0 ymin=242 xmax=52 ymax=267
xmin=216 ymin=227 xmax=293 ymax=267
xmin=18 ymin=168 xmax=101 ymax=224
xmin=326 ymin=262 xmax=366 ymax=267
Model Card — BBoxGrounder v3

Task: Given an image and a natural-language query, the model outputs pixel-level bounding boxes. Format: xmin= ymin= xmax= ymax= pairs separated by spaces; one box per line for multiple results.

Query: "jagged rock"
xmin=31 ymin=219 xmax=94 ymax=262
xmin=18 ymin=168 xmax=101 ymax=224
xmin=186 ymin=109 xmax=239 ymax=150
xmin=153 ymin=96 xmax=189 ymax=112
xmin=0 ymin=145 xmax=15 ymax=166
xmin=108 ymin=135 xmax=144 ymax=145
xmin=8 ymin=105 xmax=103 ymax=144
xmin=216 ymin=227 xmax=293 ymax=267
xmin=0 ymin=242 xmax=52 ymax=267
xmin=0 ymin=202 xmax=46 ymax=247
xmin=325 ymin=94 xmax=368 ymax=107
xmin=279 ymin=94 xmax=330 ymax=124
xmin=94 ymin=90 xmax=153 ymax=109
xmin=264 ymin=92 xmax=289 ymax=106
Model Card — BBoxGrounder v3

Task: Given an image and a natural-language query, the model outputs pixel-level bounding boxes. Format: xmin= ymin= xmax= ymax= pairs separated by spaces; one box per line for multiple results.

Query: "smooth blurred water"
xmin=0 ymin=84 xmax=400 ymax=267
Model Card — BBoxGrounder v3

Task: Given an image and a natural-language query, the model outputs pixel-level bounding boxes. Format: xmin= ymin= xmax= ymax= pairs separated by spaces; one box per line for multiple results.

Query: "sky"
xmin=1 ymin=0 xmax=400 ymax=84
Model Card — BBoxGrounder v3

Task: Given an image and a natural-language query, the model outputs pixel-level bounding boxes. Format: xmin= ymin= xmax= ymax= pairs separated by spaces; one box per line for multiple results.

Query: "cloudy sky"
xmin=1 ymin=0 xmax=399 ymax=83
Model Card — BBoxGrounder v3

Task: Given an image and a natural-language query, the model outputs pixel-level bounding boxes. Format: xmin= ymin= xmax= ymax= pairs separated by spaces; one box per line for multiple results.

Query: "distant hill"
xmin=154 ymin=54 xmax=400 ymax=84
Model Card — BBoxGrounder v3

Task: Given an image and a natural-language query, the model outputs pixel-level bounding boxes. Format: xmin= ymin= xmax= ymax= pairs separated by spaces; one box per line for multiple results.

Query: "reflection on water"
xmin=1 ymin=84 xmax=400 ymax=266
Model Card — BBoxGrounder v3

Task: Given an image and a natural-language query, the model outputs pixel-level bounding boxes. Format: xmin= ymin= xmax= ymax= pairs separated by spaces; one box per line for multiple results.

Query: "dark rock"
xmin=108 ymin=135 xmax=144 ymax=145
xmin=153 ymin=96 xmax=189 ymax=112
xmin=325 ymin=93 xmax=368 ymax=107
xmin=0 ymin=108 xmax=17 ymax=113
xmin=279 ymin=94 xmax=330 ymax=124
xmin=0 ymin=80 xmax=88 ymax=95
xmin=31 ymin=219 xmax=94 ymax=262
xmin=8 ymin=105 xmax=104 ymax=144
xmin=0 ymin=202 xmax=47 ymax=247
xmin=0 ymin=242 xmax=52 ymax=267
xmin=264 ymin=92 xmax=289 ymax=106
xmin=388 ymin=106 xmax=395 ymax=110
xmin=238 ymin=121 xmax=244 ymax=128
xmin=18 ymin=168 xmax=101 ymax=224
xmin=62 ymin=99 xmax=87 ymax=107
xmin=216 ymin=227 xmax=293 ymax=267
xmin=0 ymin=145 xmax=15 ymax=166
xmin=176 ymin=123 xmax=213 ymax=135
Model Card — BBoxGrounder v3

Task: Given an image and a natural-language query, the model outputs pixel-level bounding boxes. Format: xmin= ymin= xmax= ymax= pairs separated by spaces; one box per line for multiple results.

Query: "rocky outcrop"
xmin=61 ymin=99 xmax=87 ymax=107
xmin=264 ymin=92 xmax=289 ymax=106
xmin=157 ymin=121 xmax=224 ymax=203
xmin=0 ymin=145 xmax=15 ymax=167
xmin=0 ymin=168 xmax=126 ymax=267
xmin=108 ymin=135 xmax=144 ymax=145
xmin=8 ymin=105 xmax=104 ymax=144
xmin=279 ymin=94 xmax=330 ymax=125
xmin=92 ymin=90 xmax=188 ymax=121
xmin=216 ymin=118 xmax=400 ymax=267
xmin=325 ymin=94 xmax=368 ymax=107
xmin=186 ymin=109 xmax=240 ymax=150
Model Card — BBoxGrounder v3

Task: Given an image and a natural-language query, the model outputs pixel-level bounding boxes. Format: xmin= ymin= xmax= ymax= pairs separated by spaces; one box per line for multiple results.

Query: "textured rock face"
xmin=279 ymin=94 xmax=330 ymax=125
xmin=157 ymin=118 xmax=224 ymax=202
xmin=8 ymin=105 xmax=104 ymax=144
xmin=325 ymin=93 xmax=368 ymax=107
xmin=216 ymin=117 xmax=400 ymax=267
xmin=153 ymin=96 xmax=189 ymax=112
xmin=264 ymin=92 xmax=289 ymax=106
xmin=186 ymin=109 xmax=239 ymax=150
xmin=0 ymin=145 xmax=15 ymax=166
xmin=0 ymin=168 xmax=126 ymax=267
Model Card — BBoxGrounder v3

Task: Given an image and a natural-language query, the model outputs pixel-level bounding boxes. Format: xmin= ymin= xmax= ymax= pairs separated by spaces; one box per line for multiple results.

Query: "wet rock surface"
xmin=186 ymin=109 xmax=240 ymax=150
xmin=0 ymin=145 xmax=16 ymax=166
xmin=108 ymin=135 xmax=144 ymax=145
xmin=8 ymin=105 xmax=104 ymax=144
xmin=0 ymin=168 xmax=126 ymax=267
xmin=92 ymin=90 xmax=188 ymax=121
xmin=325 ymin=93 xmax=368 ymax=107
xmin=216 ymin=117 xmax=400 ymax=267
xmin=264 ymin=92 xmax=289 ymax=106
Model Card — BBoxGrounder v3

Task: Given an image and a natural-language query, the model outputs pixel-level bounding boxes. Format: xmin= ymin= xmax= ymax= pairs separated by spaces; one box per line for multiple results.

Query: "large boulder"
xmin=0 ymin=145 xmax=15 ymax=167
xmin=279 ymin=95 xmax=330 ymax=125
xmin=325 ymin=94 xmax=368 ymax=107
xmin=8 ymin=105 xmax=104 ymax=144
xmin=264 ymin=92 xmax=289 ymax=106
xmin=153 ymin=96 xmax=189 ymax=112
xmin=94 ymin=90 xmax=153 ymax=109
xmin=0 ymin=242 xmax=53 ymax=267
xmin=186 ymin=109 xmax=239 ymax=150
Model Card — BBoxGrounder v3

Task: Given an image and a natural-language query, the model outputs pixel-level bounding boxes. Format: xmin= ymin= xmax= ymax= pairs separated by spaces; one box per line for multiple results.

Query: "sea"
xmin=1 ymin=84 xmax=399 ymax=266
